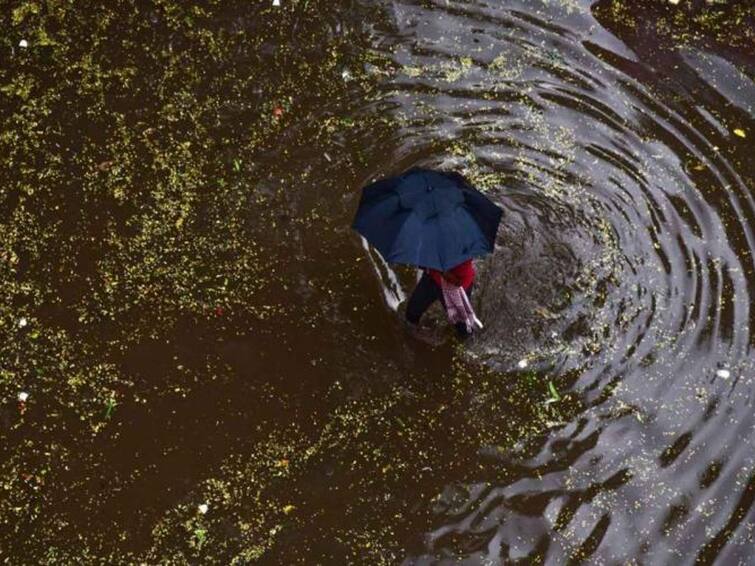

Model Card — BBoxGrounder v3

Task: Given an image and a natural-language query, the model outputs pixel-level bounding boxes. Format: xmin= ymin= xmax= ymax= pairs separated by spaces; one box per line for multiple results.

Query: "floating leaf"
xmin=194 ymin=528 xmax=207 ymax=548
xmin=104 ymin=393 xmax=118 ymax=419
xmin=547 ymin=381 xmax=561 ymax=401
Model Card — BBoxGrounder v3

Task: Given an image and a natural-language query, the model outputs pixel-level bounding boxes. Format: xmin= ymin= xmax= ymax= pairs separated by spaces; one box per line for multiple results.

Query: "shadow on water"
xmin=0 ymin=0 xmax=753 ymax=563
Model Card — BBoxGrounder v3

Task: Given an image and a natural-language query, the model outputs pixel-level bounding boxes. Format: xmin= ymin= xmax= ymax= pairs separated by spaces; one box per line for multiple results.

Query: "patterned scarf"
xmin=439 ymin=277 xmax=483 ymax=333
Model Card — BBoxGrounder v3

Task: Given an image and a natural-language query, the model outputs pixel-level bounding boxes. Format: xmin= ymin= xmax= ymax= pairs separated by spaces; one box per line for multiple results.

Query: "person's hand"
xmin=442 ymin=270 xmax=462 ymax=286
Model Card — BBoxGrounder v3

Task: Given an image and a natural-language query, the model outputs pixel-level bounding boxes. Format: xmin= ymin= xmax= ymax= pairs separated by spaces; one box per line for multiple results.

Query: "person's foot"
xmin=454 ymin=322 xmax=474 ymax=342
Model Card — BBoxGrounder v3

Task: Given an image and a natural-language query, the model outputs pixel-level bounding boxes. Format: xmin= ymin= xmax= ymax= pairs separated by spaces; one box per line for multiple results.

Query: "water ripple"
xmin=364 ymin=0 xmax=755 ymax=562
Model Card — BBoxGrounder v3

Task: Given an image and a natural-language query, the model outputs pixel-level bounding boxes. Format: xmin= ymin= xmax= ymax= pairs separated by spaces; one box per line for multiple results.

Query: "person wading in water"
xmin=405 ymin=257 xmax=481 ymax=339
xmin=352 ymin=167 xmax=501 ymax=341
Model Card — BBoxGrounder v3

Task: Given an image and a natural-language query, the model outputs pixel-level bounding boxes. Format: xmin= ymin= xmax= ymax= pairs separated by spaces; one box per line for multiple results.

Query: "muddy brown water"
xmin=1 ymin=0 xmax=753 ymax=564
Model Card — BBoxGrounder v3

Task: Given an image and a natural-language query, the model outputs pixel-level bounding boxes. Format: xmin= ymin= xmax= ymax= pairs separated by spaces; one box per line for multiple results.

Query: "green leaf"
xmin=547 ymin=381 xmax=560 ymax=401
xmin=194 ymin=527 xmax=207 ymax=548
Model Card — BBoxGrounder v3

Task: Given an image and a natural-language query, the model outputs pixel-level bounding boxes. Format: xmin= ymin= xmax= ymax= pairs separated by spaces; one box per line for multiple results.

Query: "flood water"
xmin=1 ymin=0 xmax=753 ymax=564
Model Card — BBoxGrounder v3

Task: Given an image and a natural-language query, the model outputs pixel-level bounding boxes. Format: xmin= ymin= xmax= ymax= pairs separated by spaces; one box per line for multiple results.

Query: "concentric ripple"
xmin=363 ymin=0 xmax=754 ymax=563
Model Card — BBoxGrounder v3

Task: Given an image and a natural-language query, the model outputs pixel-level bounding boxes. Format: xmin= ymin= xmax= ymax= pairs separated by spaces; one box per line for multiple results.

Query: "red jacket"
xmin=428 ymin=259 xmax=474 ymax=290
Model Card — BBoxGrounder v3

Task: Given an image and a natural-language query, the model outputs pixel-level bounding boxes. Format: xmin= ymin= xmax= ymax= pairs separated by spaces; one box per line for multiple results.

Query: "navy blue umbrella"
xmin=352 ymin=167 xmax=503 ymax=271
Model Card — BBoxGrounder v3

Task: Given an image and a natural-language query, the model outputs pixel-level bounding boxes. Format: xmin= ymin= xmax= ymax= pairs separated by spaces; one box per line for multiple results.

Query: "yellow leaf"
xmin=733 ymin=128 xmax=746 ymax=138
xmin=282 ymin=504 xmax=295 ymax=514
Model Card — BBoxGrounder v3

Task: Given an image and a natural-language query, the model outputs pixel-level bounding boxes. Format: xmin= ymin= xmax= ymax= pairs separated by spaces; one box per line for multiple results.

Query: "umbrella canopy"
xmin=352 ymin=167 xmax=503 ymax=271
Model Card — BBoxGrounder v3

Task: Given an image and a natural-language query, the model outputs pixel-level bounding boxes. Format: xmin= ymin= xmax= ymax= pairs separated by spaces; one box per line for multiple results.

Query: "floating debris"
xmin=517 ymin=359 xmax=528 ymax=369
xmin=18 ymin=39 xmax=28 ymax=48
xmin=546 ymin=381 xmax=561 ymax=403
xmin=272 ymin=0 xmax=281 ymax=6
xmin=18 ymin=391 xmax=29 ymax=402
xmin=104 ymin=394 xmax=118 ymax=419
xmin=198 ymin=503 xmax=209 ymax=514
xmin=18 ymin=317 xmax=28 ymax=328
xmin=193 ymin=527 xmax=207 ymax=549
xmin=716 ymin=369 xmax=730 ymax=379
xmin=342 ymin=69 xmax=352 ymax=81
xmin=282 ymin=504 xmax=295 ymax=514
xmin=733 ymin=128 xmax=746 ymax=138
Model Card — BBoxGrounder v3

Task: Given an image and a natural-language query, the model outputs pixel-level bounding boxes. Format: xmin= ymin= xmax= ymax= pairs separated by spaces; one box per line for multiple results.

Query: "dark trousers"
xmin=405 ymin=272 xmax=474 ymax=337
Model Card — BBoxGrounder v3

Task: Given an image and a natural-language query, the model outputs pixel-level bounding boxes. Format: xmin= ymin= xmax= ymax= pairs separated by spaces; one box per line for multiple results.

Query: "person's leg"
xmin=405 ymin=272 xmax=441 ymax=325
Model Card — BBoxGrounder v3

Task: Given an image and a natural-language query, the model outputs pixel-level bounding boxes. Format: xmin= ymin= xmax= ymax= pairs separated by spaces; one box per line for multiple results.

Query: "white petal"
xmin=272 ymin=0 xmax=280 ymax=5
xmin=517 ymin=359 xmax=528 ymax=369
xmin=716 ymin=369 xmax=730 ymax=379
xmin=198 ymin=503 xmax=209 ymax=514
xmin=19 ymin=39 xmax=29 ymax=48
xmin=18 ymin=317 xmax=28 ymax=328
xmin=18 ymin=391 xmax=29 ymax=402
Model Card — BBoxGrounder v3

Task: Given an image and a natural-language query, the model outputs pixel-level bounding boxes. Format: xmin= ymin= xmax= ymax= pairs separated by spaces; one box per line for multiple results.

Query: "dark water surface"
xmin=1 ymin=0 xmax=753 ymax=563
